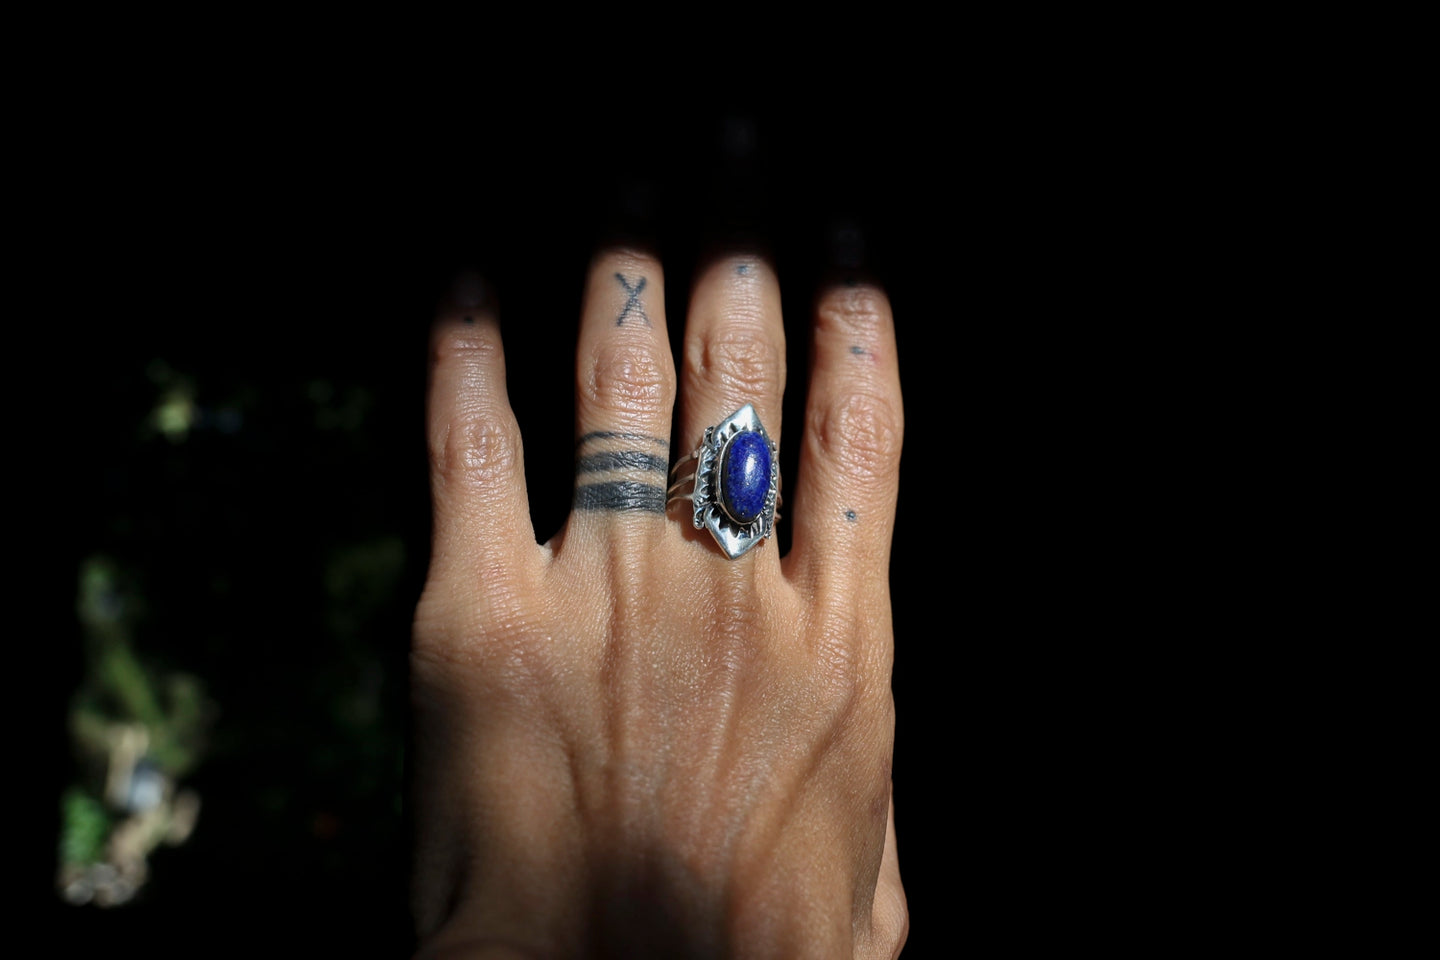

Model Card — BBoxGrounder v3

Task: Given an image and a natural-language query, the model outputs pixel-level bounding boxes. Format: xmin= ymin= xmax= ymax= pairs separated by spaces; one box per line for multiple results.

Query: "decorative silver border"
xmin=678 ymin=404 xmax=779 ymax=559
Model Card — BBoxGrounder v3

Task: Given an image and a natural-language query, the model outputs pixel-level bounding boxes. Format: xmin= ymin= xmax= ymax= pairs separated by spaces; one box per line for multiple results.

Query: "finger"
xmin=677 ymin=254 xmax=787 ymax=563
xmin=569 ymin=249 xmax=676 ymax=526
xmin=785 ymin=282 xmax=903 ymax=594
xmin=425 ymin=271 xmax=543 ymax=591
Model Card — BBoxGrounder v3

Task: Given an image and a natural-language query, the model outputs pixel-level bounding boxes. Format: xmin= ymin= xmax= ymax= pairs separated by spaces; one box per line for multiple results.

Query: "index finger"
xmin=424 ymin=272 xmax=544 ymax=594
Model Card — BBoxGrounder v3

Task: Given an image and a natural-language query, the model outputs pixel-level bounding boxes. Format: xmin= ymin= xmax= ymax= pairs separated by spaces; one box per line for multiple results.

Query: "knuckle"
xmin=582 ymin=338 xmax=675 ymax=416
xmin=813 ymin=624 xmax=862 ymax=699
xmin=432 ymin=411 xmax=520 ymax=489
xmin=809 ymin=629 xmax=890 ymax=710
xmin=809 ymin=391 xmax=904 ymax=480
xmin=816 ymin=288 xmax=891 ymax=340
xmin=699 ymin=578 xmax=768 ymax=668
xmin=411 ymin=598 xmax=471 ymax=674
xmin=430 ymin=328 xmax=502 ymax=371
xmin=687 ymin=328 xmax=784 ymax=398
xmin=468 ymin=628 xmax=553 ymax=699
xmin=412 ymin=587 xmax=551 ymax=696
xmin=805 ymin=610 xmax=892 ymax=721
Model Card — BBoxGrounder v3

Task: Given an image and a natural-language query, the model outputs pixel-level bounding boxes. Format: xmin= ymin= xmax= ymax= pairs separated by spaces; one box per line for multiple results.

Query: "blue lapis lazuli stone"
xmin=721 ymin=430 xmax=770 ymax=524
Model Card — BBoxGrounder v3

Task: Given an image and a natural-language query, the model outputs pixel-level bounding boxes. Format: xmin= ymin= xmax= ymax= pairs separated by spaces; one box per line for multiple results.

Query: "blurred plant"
xmin=60 ymin=788 xmax=110 ymax=866
xmin=144 ymin=360 xmax=197 ymax=443
xmin=60 ymin=555 xmax=212 ymax=906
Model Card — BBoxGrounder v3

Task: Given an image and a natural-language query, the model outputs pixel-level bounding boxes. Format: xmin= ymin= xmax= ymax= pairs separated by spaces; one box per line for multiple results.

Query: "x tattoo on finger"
xmin=614 ymin=273 xmax=649 ymax=326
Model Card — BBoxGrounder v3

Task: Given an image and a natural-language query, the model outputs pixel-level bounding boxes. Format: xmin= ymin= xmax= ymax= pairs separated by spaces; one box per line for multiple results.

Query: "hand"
xmin=411 ymin=248 xmax=906 ymax=958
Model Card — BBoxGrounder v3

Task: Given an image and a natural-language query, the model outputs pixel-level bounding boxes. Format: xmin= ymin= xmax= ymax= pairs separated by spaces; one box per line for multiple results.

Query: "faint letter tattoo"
xmin=615 ymin=273 xmax=650 ymax=326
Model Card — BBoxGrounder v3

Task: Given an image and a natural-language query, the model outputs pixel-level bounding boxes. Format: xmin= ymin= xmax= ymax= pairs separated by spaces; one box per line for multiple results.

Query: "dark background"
xmin=45 ymin=100 xmax=1074 ymax=955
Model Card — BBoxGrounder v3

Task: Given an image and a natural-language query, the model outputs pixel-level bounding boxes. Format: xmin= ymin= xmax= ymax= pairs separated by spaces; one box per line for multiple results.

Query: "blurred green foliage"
xmin=72 ymin=556 xmax=209 ymax=778
xmin=60 ymin=789 xmax=111 ymax=867
xmin=67 ymin=335 xmax=422 ymax=948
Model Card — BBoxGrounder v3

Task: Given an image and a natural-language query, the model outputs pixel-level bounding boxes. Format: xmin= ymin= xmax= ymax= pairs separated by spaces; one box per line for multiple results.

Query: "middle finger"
xmin=677 ymin=253 xmax=787 ymax=562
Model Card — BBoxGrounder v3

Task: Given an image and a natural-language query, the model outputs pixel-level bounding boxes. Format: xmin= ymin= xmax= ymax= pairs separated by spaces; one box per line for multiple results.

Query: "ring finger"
xmin=570 ymin=248 xmax=677 ymax=529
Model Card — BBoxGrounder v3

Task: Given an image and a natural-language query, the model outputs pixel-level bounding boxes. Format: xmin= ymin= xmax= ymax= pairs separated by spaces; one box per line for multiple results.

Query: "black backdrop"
xmin=46 ymin=100 xmax=1065 ymax=956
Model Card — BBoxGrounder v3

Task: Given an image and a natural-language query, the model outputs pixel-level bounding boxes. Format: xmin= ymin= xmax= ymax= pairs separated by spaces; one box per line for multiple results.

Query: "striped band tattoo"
xmin=575 ymin=450 xmax=669 ymax=475
xmin=574 ymin=481 xmax=666 ymax=513
xmin=572 ymin=431 xmax=669 ymax=513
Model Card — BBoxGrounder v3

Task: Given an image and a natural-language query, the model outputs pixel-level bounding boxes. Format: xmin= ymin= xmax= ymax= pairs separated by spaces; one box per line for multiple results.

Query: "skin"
xmin=412 ymin=250 xmax=907 ymax=959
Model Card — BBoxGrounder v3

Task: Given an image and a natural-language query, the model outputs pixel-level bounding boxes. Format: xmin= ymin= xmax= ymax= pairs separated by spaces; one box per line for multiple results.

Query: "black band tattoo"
xmin=574 ymin=481 xmax=666 ymax=513
xmin=615 ymin=273 xmax=649 ymax=326
xmin=572 ymin=432 xmax=670 ymax=513
xmin=575 ymin=450 xmax=667 ymax=475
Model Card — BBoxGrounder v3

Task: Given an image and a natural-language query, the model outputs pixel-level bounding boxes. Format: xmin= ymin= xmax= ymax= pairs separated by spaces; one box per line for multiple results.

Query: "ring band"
xmin=667 ymin=404 xmax=779 ymax=559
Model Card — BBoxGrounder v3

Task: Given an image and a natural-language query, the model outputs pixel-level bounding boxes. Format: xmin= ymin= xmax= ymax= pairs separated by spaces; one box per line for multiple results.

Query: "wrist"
xmin=426 ymin=844 xmax=860 ymax=960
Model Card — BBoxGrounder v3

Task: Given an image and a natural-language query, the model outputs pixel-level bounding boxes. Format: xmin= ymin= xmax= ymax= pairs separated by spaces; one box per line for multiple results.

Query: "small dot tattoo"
xmin=845 ymin=509 xmax=858 ymax=522
xmin=850 ymin=345 xmax=865 ymax=356
xmin=463 ymin=315 xmax=475 ymax=325
xmin=736 ymin=263 xmax=751 ymax=275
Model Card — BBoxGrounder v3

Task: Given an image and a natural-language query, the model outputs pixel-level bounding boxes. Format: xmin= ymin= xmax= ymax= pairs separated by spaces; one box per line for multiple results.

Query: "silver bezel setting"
xmin=688 ymin=404 xmax=779 ymax=559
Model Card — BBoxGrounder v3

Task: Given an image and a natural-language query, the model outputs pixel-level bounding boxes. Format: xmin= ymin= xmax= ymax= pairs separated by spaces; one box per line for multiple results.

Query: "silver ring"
xmin=667 ymin=403 xmax=779 ymax=559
